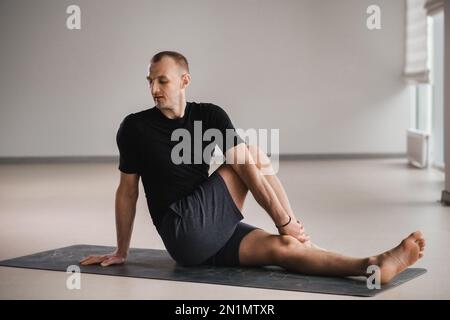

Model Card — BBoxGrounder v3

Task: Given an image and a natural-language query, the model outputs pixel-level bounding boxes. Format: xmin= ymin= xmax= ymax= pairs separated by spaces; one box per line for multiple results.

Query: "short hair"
xmin=151 ymin=51 xmax=189 ymax=73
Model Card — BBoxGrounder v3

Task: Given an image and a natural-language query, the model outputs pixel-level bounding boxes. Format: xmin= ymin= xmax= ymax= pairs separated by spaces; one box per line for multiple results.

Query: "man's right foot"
xmin=369 ymin=231 xmax=426 ymax=284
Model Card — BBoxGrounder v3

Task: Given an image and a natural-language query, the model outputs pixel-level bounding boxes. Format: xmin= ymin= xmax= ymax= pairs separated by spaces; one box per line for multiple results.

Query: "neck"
xmin=159 ymin=97 xmax=187 ymax=119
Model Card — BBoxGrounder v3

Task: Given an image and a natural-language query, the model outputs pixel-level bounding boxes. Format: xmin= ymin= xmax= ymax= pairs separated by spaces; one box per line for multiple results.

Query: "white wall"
xmin=431 ymin=11 xmax=444 ymax=167
xmin=0 ymin=0 xmax=410 ymax=157
xmin=445 ymin=0 xmax=450 ymax=192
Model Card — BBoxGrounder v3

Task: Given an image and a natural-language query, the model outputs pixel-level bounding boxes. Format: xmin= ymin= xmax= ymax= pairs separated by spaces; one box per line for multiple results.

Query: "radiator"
xmin=407 ymin=129 xmax=430 ymax=168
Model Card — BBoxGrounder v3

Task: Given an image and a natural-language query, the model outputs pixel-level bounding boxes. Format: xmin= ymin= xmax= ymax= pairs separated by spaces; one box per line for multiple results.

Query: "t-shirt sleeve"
xmin=116 ymin=114 xmax=140 ymax=174
xmin=208 ymin=104 xmax=245 ymax=154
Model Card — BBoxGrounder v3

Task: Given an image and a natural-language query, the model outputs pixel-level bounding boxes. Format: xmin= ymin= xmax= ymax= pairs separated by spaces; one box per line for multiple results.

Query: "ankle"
xmin=363 ymin=256 xmax=379 ymax=275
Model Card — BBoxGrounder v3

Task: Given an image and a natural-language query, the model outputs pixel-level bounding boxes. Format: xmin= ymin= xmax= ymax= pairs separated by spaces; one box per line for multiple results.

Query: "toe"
xmin=417 ymin=239 xmax=426 ymax=249
xmin=410 ymin=231 xmax=423 ymax=241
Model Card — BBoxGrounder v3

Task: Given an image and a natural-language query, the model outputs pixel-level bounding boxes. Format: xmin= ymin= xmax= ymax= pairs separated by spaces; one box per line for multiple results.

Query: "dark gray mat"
xmin=0 ymin=244 xmax=426 ymax=297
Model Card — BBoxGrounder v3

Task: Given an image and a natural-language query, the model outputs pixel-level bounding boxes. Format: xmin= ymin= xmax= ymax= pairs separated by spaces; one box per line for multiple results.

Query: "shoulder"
xmin=121 ymin=112 xmax=137 ymax=124
xmin=120 ymin=107 xmax=153 ymax=126
xmin=117 ymin=113 xmax=137 ymax=135
xmin=189 ymin=101 xmax=228 ymax=118
xmin=117 ymin=108 xmax=152 ymax=139
xmin=128 ymin=107 xmax=154 ymax=121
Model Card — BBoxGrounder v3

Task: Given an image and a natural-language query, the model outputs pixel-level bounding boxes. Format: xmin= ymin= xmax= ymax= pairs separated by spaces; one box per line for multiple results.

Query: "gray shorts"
xmin=156 ymin=170 xmax=260 ymax=267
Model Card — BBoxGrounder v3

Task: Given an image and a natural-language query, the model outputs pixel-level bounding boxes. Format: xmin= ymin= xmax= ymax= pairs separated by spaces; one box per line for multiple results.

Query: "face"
xmin=147 ymin=56 xmax=190 ymax=110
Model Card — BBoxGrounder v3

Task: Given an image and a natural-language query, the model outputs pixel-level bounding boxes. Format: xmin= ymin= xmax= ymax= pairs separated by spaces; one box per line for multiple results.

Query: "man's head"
xmin=147 ymin=51 xmax=191 ymax=111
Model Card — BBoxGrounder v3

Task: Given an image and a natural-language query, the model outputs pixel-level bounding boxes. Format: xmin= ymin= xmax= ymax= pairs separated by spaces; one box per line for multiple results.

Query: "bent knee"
xmin=278 ymin=235 xmax=301 ymax=248
xmin=247 ymin=145 xmax=274 ymax=173
xmin=271 ymin=235 xmax=304 ymax=262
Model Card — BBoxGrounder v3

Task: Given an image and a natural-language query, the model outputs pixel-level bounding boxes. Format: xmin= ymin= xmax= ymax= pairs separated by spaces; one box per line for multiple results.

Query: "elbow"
xmin=116 ymin=185 xmax=139 ymax=200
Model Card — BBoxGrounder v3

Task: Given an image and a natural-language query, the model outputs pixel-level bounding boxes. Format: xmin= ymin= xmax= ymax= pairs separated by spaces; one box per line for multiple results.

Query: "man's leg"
xmin=218 ymin=144 xmax=311 ymax=244
xmin=216 ymin=148 xmax=425 ymax=283
xmin=238 ymin=228 xmax=425 ymax=284
xmin=246 ymin=145 xmax=324 ymax=249
xmin=217 ymin=144 xmax=295 ymax=220
xmin=216 ymin=162 xmax=249 ymax=211
xmin=246 ymin=145 xmax=297 ymax=222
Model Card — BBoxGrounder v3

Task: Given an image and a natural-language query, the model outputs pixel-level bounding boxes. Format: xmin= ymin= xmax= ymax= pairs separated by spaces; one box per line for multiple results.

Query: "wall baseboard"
xmin=442 ymin=190 xmax=450 ymax=206
xmin=0 ymin=156 xmax=118 ymax=164
xmin=0 ymin=153 xmax=406 ymax=164
xmin=276 ymin=153 xmax=406 ymax=160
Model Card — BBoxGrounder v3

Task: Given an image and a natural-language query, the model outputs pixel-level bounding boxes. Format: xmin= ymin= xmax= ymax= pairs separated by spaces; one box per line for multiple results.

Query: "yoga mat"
xmin=0 ymin=244 xmax=427 ymax=297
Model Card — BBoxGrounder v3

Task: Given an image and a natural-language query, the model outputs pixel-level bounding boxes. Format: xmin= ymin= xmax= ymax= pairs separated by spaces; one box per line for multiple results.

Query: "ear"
xmin=180 ymin=73 xmax=191 ymax=89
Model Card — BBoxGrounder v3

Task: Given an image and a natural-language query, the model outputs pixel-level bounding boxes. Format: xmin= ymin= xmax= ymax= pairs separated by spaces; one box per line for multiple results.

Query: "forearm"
xmin=228 ymin=145 xmax=290 ymax=225
xmin=114 ymin=190 xmax=138 ymax=257
xmin=264 ymin=174 xmax=297 ymax=221
xmin=249 ymin=169 xmax=290 ymax=225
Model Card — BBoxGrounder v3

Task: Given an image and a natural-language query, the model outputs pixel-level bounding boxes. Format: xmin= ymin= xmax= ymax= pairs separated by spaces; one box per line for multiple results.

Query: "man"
xmin=81 ymin=51 xmax=425 ymax=284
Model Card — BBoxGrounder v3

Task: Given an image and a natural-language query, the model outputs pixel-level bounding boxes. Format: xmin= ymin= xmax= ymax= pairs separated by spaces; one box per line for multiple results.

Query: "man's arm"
xmin=225 ymin=143 xmax=288 ymax=226
xmin=114 ymin=172 xmax=139 ymax=257
xmin=80 ymin=172 xmax=139 ymax=266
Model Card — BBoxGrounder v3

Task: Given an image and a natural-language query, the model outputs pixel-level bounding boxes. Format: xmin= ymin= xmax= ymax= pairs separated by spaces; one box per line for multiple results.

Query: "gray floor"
xmin=0 ymin=158 xmax=448 ymax=299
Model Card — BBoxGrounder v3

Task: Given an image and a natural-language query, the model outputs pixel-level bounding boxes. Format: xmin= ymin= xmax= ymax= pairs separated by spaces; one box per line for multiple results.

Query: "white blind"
xmin=404 ymin=0 xmax=430 ymax=84
xmin=425 ymin=0 xmax=444 ymax=15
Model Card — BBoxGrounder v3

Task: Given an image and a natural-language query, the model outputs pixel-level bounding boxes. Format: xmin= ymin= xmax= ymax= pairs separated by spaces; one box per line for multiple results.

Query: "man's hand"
xmin=277 ymin=219 xmax=311 ymax=244
xmin=79 ymin=250 xmax=126 ymax=267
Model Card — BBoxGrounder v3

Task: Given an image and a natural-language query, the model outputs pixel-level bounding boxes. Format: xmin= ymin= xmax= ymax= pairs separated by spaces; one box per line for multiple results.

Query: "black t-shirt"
xmin=116 ymin=101 xmax=244 ymax=227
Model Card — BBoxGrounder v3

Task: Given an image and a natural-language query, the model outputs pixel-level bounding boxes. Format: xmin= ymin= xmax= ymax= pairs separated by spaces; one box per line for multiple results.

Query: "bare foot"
xmin=311 ymin=242 xmax=328 ymax=252
xmin=370 ymin=231 xmax=426 ymax=284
